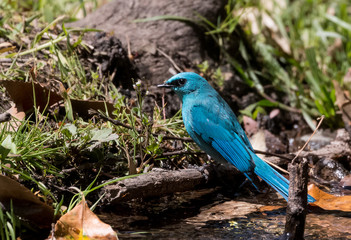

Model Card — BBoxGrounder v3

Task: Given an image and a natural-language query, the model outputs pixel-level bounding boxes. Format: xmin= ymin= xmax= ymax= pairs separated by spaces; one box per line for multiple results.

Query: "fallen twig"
xmin=89 ymin=109 xmax=133 ymax=130
xmin=161 ymin=88 xmax=166 ymax=120
xmin=292 ymin=115 xmax=325 ymax=162
xmin=157 ymin=48 xmax=182 ymax=73
xmin=134 ymin=149 xmax=205 ymax=160
xmin=254 ymin=149 xmax=292 ymax=161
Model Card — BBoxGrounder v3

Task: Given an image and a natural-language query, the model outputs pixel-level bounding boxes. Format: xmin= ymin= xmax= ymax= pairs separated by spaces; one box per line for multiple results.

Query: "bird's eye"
xmin=177 ymin=78 xmax=186 ymax=85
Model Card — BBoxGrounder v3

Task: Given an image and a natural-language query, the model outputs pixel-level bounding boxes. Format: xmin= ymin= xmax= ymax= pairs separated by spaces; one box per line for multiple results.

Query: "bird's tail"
xmin=252 ymin=154 xmax=315 ymax=203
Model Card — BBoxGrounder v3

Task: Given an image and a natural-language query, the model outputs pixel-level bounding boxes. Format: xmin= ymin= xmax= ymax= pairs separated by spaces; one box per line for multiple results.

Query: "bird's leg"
xmin=238 ymin=178 xmax=252 ymax=190
xmin=240 ymin=173 xmax=263 ymax=195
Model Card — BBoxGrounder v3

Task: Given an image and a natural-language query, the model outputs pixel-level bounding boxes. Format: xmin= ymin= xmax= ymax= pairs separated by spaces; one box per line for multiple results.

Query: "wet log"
xmin=281 ymin=157 xmax=309 ymax=240
xmin=100 ymin=164 xmax=242 ymax=205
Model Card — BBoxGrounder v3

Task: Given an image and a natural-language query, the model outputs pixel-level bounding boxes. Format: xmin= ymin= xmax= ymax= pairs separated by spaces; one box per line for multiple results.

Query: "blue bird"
xmin=158 ymin=72 xmax=315 ymax=203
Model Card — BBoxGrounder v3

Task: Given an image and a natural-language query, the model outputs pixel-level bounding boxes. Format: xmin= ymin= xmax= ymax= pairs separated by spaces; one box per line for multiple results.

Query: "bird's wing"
xmin=190 ymin=104 xmax=255 ymax=173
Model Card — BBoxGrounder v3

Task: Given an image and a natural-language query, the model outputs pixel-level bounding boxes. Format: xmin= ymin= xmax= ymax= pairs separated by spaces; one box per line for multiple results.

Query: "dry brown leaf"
xmin=0 ymin=42 xmax=16 ymax=54
xmin=250 ymin=129 xmax=267 ymax=160
xmin=0 ymin=80 xmax=115 ymax=118
xmin=333 ymin=80 xmax=349 ymax=110
xmin=308 ymin=184 xmax=351 ymax=211
xmin=52 ymin=199 xmax=118 ymax=240
xmin=0 ymin=80 xmax=63 ymax=113
xmin=0 ymin=105 xmax=24 ymax=132
xmin=333 ymin=80 xmax=351 ymax=130
xmin=0 ymin=175 xmax=55 ymax=228
xmin=243 ymin=115 xmax=258 ymax=136
xmin=70 ymin=99 xmax=115 ymax=118
xmin=258 ymin=205 xmax=284 ymax=214
xmin=269 ymin=108 xmax=280 ymax=119
xmin=6 ymin=104 xmax=25 ymax=121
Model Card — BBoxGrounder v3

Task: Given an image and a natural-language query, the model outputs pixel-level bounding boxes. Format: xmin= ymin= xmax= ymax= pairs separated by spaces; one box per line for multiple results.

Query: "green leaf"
xmin=61 ymin=124 xmax=77 ymax=139
xmin=146 ymin=142 xmax=161 ymax=155
xmin=326 ymin=14 xmax=351 ymax=32
xmin=252 ymin=106 xmax=267 ymax=119
xmin=256 ymin=99 xmax=279 ymax=107
xmin=302 ymin=110 xmax=316 ymax=130
xmin=133 ymin=15 xmax=198 ymax=26
xmin=1 ymin=135 xmax=16 ymax=155
xmin=88 ymin=128 xmax=119 ymax=151
xmin=91 ymin=128 xmax=118 ymax=142
xmin=239 ymin=102 xmax=257 ymax=118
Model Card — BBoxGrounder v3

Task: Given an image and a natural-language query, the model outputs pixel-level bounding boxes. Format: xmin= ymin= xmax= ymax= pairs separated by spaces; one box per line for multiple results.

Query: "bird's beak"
xmin=157 ymin=83 xmax=172 ymax=88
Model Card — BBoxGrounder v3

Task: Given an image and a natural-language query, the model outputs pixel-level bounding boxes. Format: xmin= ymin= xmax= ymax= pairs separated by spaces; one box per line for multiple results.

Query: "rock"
xmin=313 ymin=157 xmax=349 ymax=183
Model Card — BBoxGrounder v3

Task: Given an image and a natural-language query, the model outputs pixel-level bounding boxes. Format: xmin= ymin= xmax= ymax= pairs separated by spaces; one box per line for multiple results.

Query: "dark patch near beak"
xmin=157 ymin=83 xmax=172 ymax=88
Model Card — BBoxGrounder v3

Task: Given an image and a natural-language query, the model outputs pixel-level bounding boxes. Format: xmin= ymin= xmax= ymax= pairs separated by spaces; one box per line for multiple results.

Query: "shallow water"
xmin=115 ymin=212 xmax=351 ymax=239
xmin=100 ymin=188 xmax=351 ymax=240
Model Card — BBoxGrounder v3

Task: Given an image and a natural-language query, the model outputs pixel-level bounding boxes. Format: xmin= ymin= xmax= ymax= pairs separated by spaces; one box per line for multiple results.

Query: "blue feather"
xmin=159 ymin=72 xmax=315 ymax=203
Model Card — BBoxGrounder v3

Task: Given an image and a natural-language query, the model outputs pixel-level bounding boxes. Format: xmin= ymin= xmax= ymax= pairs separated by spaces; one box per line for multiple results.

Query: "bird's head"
xmin=157 ymin=72 xmax=208 ymax=98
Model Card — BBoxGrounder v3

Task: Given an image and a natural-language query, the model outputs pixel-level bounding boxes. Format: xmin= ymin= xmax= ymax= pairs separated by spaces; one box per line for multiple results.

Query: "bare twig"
xmin=260 ymin=92 xmax=301 ymax=114
xmin=257 ymin=116 xmax=324 ymax=174
xmin=157 ymin=48 xmax=182 ymax=73
xmin=255 ymin=149 xmax=291 ymax=174
xmin=161 ymin=88 xmax=166 ymax=120
xmin=124 ymin=143 xmax=137 ymax=175
xmin=292 ymin=115 xmax=325 ymax=162
xmin=89 ymin=109 xmax=133 ymax=130
xmin=155 ymin=150 xmax=205 ymax=158
xmin=125 ymin=34 xmax=133 ymax=60
xmin=162 ymin=135 xmax=192 ymax=141
xmin=133 ymin=150 xmax=204 ymax=161
xmin=263 ymin=158 xmax=289 ymax=174
xmin=254 ymin=149 xmax=292 ymax=161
